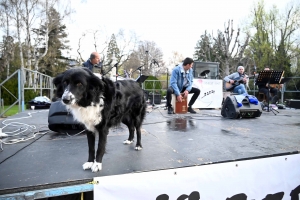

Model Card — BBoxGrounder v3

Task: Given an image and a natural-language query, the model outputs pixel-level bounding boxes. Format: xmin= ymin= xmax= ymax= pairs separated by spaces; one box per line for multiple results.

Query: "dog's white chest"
xmin=68 ymin=104 xmax=103 ymax=133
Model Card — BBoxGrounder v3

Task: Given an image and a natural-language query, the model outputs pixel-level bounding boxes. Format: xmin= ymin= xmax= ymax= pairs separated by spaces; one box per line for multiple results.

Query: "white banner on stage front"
xmin=189 ymin=79 xmax=223 ymax=109
xmin=94 ymin=154 xmax=300 ymax=200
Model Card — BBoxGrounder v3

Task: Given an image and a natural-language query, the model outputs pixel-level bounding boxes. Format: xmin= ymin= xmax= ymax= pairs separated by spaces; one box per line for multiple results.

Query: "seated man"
xmin=223 ymin=66 xmax=248 ymax=94
xmin=256 ymin=67 xmax=280 ymax=105
xmin=166 ymin=57 xmax=200 ymax=114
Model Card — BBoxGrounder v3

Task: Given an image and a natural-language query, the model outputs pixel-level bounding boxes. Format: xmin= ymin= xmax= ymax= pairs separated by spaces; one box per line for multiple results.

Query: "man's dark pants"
xmin=259 ymin=87 xmax=278 ymax=104
xmin=166 ymin=86 xmax=200 ymax=108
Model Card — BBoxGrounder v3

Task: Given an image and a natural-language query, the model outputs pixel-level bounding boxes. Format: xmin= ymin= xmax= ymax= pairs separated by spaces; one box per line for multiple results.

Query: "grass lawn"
xmin=0 ymin=105 xmax=24 ymax=117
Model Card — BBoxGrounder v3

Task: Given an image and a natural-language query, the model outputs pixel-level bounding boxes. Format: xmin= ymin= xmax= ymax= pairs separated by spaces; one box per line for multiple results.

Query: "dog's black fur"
xmin=53 ymin=67 xmax=147 ymax=172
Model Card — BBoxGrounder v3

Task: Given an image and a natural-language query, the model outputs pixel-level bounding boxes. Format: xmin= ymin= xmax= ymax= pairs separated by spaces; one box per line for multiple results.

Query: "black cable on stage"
xmin=0 ymin=130 xmax=48 ymax=165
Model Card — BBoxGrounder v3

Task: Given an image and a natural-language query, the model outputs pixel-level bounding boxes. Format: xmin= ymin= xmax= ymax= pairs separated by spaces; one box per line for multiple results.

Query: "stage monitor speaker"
xmin=221 ymin=96 xmax=262 ymax=119
xmin=48 ymin=101 xmax=84 ymax=133
xmin=285 ymin=99 xmax=300 ymax=109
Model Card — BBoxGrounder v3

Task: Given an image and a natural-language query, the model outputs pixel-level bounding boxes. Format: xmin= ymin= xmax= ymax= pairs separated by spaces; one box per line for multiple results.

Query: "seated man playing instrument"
xmin=256 ymin=67 xmax=282 ymax=105
xmin=223 ymin=66 xmax=248 ymax=94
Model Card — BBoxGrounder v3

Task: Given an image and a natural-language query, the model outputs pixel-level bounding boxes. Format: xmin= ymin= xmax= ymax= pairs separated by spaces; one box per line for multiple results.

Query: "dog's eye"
xmin=77 ymin=82 xmax=82 ymax=87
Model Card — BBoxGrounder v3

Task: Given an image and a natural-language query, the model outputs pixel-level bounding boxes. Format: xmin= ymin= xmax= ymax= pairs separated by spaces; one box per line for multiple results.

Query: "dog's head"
xmin=53 ymin=67 xmax=111 ymax=107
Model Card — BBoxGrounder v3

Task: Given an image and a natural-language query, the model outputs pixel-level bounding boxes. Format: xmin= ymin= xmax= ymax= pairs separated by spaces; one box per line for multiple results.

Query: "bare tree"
xmin=212 ymin=20 xmax=250 ymax=77
xmin=133 ymin=40 xmax=164 ymax=76
xmin=168 ymin=51 xmax=184 ymax=71
xmin=247 ymin=0 xmax=300 ymax=76
xmin=21 ymin=0 xmax=39 ymax=71
xmin=9 ymin=0 xmax=25 ymax=72
xmin=0 ymin=0 xmax=14 ymax=77
xmin=76 ymin=28 xmax=139 ymax=77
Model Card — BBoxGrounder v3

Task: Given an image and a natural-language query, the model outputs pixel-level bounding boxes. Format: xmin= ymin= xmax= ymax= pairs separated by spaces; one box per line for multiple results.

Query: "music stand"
xmin=256 ymin=70 xmax=284 ymax=115
xmin=277 ymin=77 xmax=291 ymax=105
xmin=135 ymin=75 xmax=148 ymax=84
xmin=279 ymin=77 xmax=291 ymax=85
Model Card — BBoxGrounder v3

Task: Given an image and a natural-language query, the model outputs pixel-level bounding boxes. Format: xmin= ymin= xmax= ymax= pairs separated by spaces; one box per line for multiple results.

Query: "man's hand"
xmin=177 ymin=92 xmax=188 ymax=102
xmin=183 ymin=90 xmax=189 ymax=98
xmin=176 ymin=95 xmax=183 ymax=102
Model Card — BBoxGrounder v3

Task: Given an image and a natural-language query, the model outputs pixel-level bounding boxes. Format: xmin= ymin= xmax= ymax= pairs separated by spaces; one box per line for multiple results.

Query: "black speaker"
xmin=221 ymin=96 xmax=262 ymax=119
xmin=285 ymin=99 xmax=300 ymax=109
xmin=48 ymin=101 xmax=84 ymax=133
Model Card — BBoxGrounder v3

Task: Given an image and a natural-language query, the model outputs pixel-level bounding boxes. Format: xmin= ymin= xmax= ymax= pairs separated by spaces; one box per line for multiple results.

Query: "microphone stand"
xmin=253 ymin=66 xmax=257 ymax=96
xmin=150 ymin=61 xmax=160 ymax=107
xmin=114 ymin=62 xmax=118 ymax=82
xmin=102 ymin=62 xmax=116 ymax=77
xmin=137 ymin=66 xmax=143 ymax=88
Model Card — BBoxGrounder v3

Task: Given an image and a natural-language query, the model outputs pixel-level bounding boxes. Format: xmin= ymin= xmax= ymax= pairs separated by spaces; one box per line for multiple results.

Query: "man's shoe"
xmin=188 ymin=107 xmax=197 ymax=114
xmin=263 ymin=106 xmax=269 ymax=111
xmin=167 ymin=106 xmax=174 ymax=114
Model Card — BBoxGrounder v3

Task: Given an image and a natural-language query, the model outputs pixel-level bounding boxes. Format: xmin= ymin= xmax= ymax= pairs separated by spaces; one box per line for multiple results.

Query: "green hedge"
xmin=144 ymin=76 xmax=162 ymax=90
xmin=1 ymin=79 xmax=38 ymax=105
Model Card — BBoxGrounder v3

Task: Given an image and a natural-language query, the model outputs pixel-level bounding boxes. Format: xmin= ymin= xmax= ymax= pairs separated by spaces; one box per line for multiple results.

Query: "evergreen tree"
xmin=103 ymin=34 xmax=120 ymax=75
xmin=194 ymin=31 xmax=216 ymax=62
xmin=32 ymin=7 xmax=70 ymax=76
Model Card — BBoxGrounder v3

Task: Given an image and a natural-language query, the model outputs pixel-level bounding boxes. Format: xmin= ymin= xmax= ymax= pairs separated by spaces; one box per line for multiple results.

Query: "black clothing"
xmin=82 ymin=59 xmax=101 ymax=72
xmin=167 ymin=106 xmax=174 ymax=114
xmin=188 ymin=107 xmax=197 ymax=114
xmin=257 ymin=82 xmax=279 ymax=104
xmin=166 ymin=86 xmax=200 ymax=108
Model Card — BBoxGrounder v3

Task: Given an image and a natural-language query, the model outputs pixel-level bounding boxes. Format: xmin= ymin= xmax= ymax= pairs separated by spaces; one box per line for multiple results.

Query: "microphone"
xmin=113 ymin=55 xmax=124 ymax=67
xmin=152 ymin=59 xmax=159 ymax=67
xmin=137 ymin=65 xmax=144 ymax=70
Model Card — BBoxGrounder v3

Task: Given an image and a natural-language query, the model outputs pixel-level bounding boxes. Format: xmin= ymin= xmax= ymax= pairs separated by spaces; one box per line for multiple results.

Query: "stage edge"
xmin=0 ymin=184 xmax=93 ymax=200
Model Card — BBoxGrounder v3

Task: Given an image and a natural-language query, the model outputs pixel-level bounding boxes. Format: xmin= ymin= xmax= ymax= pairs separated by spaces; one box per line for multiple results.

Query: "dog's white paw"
xmin=82 ymin=162 xmax=94 ymax=170
xmin=123 ymin=139 xmax=133 ymax=144
xmin=91 ymin=162 xmax=102 ymax=172
xmin=135 ymin=146 xmax=143 ymax=151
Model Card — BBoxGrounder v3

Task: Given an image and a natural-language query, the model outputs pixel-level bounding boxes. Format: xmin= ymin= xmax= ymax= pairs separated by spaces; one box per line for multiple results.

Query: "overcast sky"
xmin=65 ymin=0 xmax=288 ymax=63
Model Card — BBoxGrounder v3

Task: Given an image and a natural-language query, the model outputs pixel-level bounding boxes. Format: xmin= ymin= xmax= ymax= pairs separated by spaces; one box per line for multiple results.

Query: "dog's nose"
xmin=62 ymin=98 xmax=70 ymax=104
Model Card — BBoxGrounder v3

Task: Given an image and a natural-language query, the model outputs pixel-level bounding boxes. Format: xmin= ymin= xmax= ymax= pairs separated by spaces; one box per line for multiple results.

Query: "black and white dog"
xmin=53 ymin=67 xmax=147 ymax=172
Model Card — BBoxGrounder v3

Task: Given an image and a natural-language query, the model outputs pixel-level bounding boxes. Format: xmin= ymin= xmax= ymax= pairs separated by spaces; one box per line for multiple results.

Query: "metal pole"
xmin=21 ymin=68 xmax=25 ymax=111
xmin=116 ymin=64 xmax=118 ymax=82
xmin=152 ymin=80 xmax=156 ymax=106
xmin=18 ymin=69 xmax=21 ymax=112
xmin=167 ymin=68 xmax=169 ymax=89
xmin=50 ymin=77 xmax=54 ymax=101
xmin=281 ymin=84 xmax=285 ymax=104
xmin=40 ymin=75 xmax=43 ymax=96
xmin=145 ymin=51 xmax=149 ymax=71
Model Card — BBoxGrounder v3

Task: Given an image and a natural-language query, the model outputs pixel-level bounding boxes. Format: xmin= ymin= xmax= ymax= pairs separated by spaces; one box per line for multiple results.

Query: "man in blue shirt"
xmin=82 ymin=52 xmax=101 ymax=72
xmin=166 ymin=57 xmax=200 ymax=114
xmin=223 ymin=66 xmax=248 ymax=94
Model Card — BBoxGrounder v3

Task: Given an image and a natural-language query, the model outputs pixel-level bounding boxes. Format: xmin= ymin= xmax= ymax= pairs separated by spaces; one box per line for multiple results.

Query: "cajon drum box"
xmin=172 ymin=94 xmax=188 ymax=114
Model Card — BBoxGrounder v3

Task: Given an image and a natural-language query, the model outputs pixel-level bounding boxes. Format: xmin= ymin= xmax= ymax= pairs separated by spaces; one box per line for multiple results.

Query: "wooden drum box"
xmin=172 ymin=94 xmax=188 ymax=114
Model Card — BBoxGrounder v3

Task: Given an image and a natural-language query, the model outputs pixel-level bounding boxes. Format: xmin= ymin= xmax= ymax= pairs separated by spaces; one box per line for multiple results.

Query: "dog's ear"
xmin=53 ymin=73 xmax=65 ymax=98
xmin=90 ymin=75 xmax=104 ymax=90
xmin=101 ymin=77 xmax=116 ymax=103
